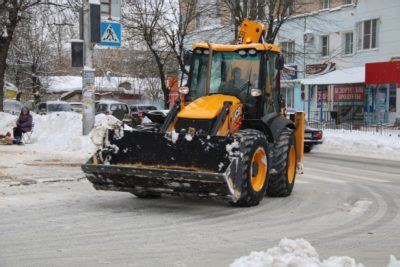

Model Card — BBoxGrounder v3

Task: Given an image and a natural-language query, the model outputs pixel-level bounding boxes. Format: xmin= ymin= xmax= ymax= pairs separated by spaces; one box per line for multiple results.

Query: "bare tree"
xmin=140 ymin=77 xmax=163 ymax=102
xmin=0 ymin=0 xmax=78 ymax=110
xmin=160 ymin=0 xmax=216 ymax=76
xmin=7 ymin=6 xmax=59 ymax=103
xmin=123 ymin=0 xmax=173 ymax=108
xmin=223 ymin=0 xmax=294 ymax=43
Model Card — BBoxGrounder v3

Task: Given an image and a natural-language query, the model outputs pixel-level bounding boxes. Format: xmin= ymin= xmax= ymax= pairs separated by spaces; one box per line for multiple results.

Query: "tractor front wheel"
xmin=266 ymin=128 xmax=297 ymax=197
xmin=231 ymin=129 xmax=270 ymax=207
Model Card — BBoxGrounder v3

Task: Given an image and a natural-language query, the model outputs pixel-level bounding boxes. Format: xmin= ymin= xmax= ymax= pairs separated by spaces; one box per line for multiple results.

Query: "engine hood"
xmin=178 ymin=94 xmax=241 ymax=119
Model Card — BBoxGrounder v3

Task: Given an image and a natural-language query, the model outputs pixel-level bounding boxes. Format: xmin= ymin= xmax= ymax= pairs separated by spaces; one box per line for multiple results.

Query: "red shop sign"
xmin=333 ymin=84 xmax=364 ymax=102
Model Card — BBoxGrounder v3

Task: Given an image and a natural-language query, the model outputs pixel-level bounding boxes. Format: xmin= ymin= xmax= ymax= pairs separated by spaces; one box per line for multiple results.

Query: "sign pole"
xmin=82 ymin=0 xmax=96 ymax=135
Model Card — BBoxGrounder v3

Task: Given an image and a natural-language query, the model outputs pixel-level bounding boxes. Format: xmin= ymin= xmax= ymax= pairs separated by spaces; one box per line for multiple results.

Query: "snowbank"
xmin=230 ymin=238 xmax=399 ymax=267
xmin=0 ymin=112 xmax=95 ymax=155
xmin=0 ymin=112 xmax=17 ymax=131
xmin=315 ymin=129 xmax=400 ymax=160
xmin=230 ymin=238 xmax=363 ymax=267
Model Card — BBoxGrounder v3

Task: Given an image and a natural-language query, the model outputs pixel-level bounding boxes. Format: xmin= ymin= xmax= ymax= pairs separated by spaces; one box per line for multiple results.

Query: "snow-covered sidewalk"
xmin=0 ymin=112 xmax=96 ymax=185
xmin=314 ymin=129 xmax=400 ymax=161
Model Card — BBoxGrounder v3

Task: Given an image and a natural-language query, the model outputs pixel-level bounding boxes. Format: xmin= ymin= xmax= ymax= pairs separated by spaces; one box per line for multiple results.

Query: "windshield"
xmin=48 ymin=103 xmax=72 ymax=112
xmin=4 ymin=101 xmax=21 ymax=111
xmin=188 ymin=50 xmax=260 ymax=101
xmin=71 ymin=104 xmax=83 ymax=108
xmin=96 ymin=104 xmax=108 ymax=113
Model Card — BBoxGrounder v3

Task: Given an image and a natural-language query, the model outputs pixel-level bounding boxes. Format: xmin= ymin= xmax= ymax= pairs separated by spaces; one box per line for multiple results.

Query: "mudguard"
xmin=265 ymin=115 xmax=295 ymax=142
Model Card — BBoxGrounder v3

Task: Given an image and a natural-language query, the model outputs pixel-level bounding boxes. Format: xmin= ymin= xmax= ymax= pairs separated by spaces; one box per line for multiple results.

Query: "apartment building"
xmin=277 ymin=0 xmax=400 ymax=125
xmin=183 ymin=0 xmax=400 ymax=125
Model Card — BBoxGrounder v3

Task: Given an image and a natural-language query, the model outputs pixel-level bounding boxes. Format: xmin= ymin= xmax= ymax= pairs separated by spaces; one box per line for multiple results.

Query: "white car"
xmin=35 ymin=101 xmax=73 ymax=115
xmin=70 ymin=102 xmax=83 ymax=113
xmin=95 ymin=100 xmax=131 ymax=123
xmin=4 ymin=100 xmax=24 ymax=115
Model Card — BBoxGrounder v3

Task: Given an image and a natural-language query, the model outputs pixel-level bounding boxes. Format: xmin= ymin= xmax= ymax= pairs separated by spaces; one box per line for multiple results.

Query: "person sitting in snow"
xmin=13 ymin=107 xmax=33 ymax=144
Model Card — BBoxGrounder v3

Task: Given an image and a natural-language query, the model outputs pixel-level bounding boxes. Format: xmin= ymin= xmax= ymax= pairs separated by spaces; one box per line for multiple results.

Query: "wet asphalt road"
xmin=0 ymin=152 xmax=399 ymax=266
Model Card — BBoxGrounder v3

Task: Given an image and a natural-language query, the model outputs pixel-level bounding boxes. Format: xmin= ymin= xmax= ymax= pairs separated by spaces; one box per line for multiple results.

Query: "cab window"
xmin=264 ymin=53 xmax=280 ymax=115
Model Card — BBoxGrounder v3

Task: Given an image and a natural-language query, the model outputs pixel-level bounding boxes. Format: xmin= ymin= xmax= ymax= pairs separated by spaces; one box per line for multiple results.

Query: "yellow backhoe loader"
xmin=82 ymin=20 xmax=305 ymax=207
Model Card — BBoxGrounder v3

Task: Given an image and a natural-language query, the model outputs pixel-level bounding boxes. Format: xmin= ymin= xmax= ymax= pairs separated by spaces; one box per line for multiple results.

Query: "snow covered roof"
xmin=44 ymin=76 xmax=82 ymax=92
xmin=96 ymin=99 xmax=124 ymax=104
xmin=301 ymin=67 xmax=365 ymax=85
xmin=42 ymin=76 xmax=160 ymax=94
xmin=4 ymin=82 xmax=18 ymax=91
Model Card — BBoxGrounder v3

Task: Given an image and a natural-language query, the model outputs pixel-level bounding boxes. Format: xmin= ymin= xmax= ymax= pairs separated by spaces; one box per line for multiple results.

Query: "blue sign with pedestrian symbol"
xmin=100 ymin=21 xmax=121 ymax=47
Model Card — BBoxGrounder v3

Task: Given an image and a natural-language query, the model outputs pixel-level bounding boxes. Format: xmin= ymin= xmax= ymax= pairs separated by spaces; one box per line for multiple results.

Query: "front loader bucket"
xmin=82 ymin=130 xmax=242 ymax=200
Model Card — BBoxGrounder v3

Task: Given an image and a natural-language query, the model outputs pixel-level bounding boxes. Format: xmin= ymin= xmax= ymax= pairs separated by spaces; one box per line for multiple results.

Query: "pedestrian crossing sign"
xmin=100 ymin=21 xmax=121 ymax=47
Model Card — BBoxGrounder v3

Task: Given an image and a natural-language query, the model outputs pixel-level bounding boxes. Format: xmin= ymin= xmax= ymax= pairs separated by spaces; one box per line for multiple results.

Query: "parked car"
xmin=286 ymin=108 xmax=324 ymax=153
xmin=4 ymin=99 xmax=24 ymax=115
xmin=303 ymin=127 xmax=323 ymax=152
xmin=70 ymin=102 xmax=83 ymax=113
xmin=35 ymin=101 xmax=73 ymax=115
xmin=129 ymin=105 xmax=158 ymax=125
xmin=95 ymin=100 xmax=131 ymax=123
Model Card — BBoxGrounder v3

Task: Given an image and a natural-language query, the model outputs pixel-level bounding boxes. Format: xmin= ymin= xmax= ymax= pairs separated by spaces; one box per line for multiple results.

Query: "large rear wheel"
xmin=266 ymin=128 xmax=297 ymax=197
xmin=231 ymin=129 xmax=270 ymax=207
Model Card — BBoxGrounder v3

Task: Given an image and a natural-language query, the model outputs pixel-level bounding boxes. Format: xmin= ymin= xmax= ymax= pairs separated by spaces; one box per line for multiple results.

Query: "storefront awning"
xmin=301 ymin=66 xmax=365 ymax=85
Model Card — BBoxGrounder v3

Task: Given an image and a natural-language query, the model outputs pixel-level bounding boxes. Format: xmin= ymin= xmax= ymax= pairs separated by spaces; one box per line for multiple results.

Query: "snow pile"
xmin=30 ymin=112 xmax=95 ymax=153
xmin=230 ymin=239 xmax=364 ymax=267
xmin=226 ymin=140 xmax=239 ymax=156
xmin=171 ymin=130 xmax=179 ymax=144
xmin=315 ymin=129 xmax=400 ymax=160
xmin=388 ymin=255 xmax=400 ymax=267
xmin=343 ymin=199 xmax=373 ymax=215
xmin=0 ymin=112 xmax=95 ymax=154
xmin=0 ymin=112 xmax=17 ymax=132
xmin=90 ymin=114 xmax=123 ymax=147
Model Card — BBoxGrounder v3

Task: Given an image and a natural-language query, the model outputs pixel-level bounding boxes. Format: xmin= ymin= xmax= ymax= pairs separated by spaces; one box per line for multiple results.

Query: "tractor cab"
xmin=185 ymin=43 xmax=284 ymax=121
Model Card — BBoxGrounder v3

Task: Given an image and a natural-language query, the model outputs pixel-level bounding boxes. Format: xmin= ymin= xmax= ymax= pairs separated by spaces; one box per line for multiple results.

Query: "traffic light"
xmin=71 ymin=40 xmax=84 ymax=68
xmin=90 ymin=3 xmax=101 ymax=43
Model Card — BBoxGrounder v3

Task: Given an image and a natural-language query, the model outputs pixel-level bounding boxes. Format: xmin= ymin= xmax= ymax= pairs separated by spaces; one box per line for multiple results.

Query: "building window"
xmin=344 ymin=32 xmax=353 ymax=55
xmin=322 ymin=0 xmax=330 ymax=9
xmin=357 ymin=19 xmax=378 ymax=50
xmin=321 ymin=35 xmax=329 ymax=57
xmin=286 ymin=0 xmax=295 ymax=16
xmin=280 ymin=87 xmax=294 ymax=108
xmin=281 ymin=41 xmax=295 ymax=64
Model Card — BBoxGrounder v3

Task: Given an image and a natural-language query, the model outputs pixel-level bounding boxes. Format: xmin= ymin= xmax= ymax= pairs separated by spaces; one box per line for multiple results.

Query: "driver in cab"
xmin=221 ymin=67 xmax=247 ymax=97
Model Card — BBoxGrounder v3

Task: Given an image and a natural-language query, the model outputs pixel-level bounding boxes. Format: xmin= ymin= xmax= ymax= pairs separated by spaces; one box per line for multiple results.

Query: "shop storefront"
xmin=301 ymin=67 xmax=365 ymax=123
xmin=333 ymin=84 xmax=365 ymax=124
xmin=365 ymin=61 xmax=400 ymax=125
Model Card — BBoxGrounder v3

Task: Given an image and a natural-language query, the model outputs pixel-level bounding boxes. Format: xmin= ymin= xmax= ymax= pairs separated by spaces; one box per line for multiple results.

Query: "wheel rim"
xmin=288 ymin=145 xmax=296 ymax=184
xmin=250 ymin=147 xmax=267 ymax=192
